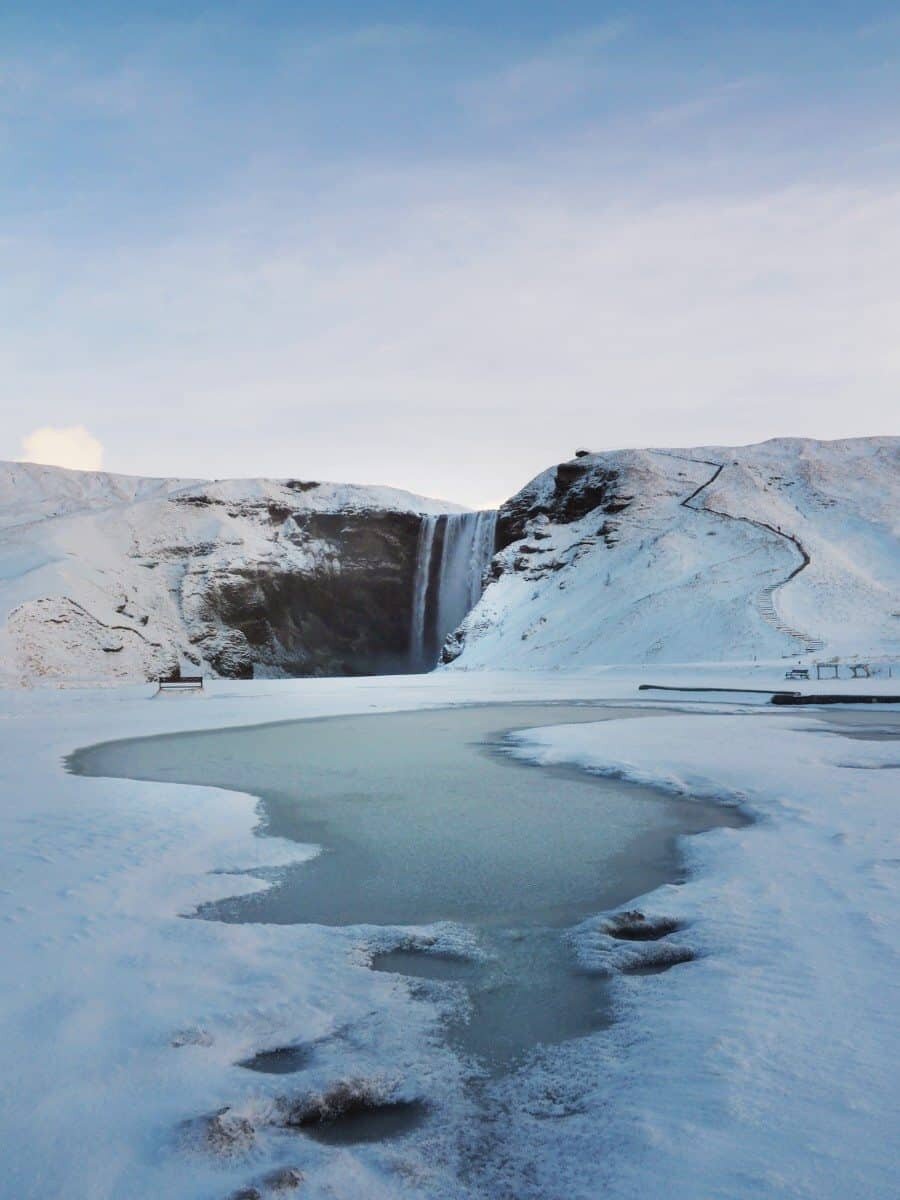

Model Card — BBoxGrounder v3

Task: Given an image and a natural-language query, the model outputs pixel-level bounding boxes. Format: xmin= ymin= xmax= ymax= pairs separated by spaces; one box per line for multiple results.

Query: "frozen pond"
xmin=70 ymin=704 xmax=743 ymax=1070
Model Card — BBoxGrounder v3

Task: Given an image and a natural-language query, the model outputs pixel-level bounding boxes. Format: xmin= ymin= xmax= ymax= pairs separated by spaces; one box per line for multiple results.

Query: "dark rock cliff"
xmin=180 ymin=505 xmax=424 ymax=678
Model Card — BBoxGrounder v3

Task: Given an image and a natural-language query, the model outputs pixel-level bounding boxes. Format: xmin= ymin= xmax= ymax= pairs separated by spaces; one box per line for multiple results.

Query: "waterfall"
xmin=409 ymin=509 xmax=498 ymax=671
xmin=410 ymin=514 xmax=438 ymax=670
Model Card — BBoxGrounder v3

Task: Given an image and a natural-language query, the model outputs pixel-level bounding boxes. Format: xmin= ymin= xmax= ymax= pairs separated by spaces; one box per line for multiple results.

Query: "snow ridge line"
xmin=652 ymin=450 xmax=824 ymax=655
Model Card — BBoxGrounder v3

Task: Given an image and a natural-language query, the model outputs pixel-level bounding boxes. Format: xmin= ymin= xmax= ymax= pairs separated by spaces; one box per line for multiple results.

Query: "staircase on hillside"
xmin=755 ymin=579 xmax=825 ymax=656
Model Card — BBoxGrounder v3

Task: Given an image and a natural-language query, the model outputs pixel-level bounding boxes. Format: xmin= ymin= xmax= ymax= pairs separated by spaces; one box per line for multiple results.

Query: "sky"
xmin=1 ymin=2 xmax=898 ymax=506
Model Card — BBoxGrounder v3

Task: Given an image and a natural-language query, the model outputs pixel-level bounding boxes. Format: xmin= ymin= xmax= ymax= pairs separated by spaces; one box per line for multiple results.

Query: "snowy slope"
xmin=0 ymin=462 xmax=464 ymax=686
xmin=448 ymin=436 xmax=899 ymax=669
xmin=0 ymin=460 xmax=198 ymax=531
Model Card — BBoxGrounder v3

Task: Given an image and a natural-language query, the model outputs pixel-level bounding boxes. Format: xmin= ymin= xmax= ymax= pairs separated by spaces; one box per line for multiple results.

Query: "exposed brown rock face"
xmin=182 ymin=510 xmax=424 ymax=678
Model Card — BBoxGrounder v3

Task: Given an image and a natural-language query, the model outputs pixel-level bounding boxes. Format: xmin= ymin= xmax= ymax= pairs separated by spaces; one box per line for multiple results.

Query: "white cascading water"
xmin=409 ymin=510 xmax=498 ymax=670
xmin=410 ymin=514 xmax=438 ymax=670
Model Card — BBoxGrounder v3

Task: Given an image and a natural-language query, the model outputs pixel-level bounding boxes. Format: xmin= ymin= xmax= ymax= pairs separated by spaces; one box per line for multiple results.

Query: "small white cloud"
xmin=20 ymin=426 xmax=104 ymax=472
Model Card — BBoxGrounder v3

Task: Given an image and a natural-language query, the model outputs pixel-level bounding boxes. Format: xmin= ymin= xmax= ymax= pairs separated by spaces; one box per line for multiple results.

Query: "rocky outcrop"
xmin=495 ymin=457 xmax=631 ymax=551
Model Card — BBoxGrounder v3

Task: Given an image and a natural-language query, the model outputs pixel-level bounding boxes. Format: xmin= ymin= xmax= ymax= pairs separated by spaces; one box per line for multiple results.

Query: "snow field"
xmin=1 ymin=671 xmax=897 ymax=1196
xmin=507 ymin=706 xmax=900 ymax=1199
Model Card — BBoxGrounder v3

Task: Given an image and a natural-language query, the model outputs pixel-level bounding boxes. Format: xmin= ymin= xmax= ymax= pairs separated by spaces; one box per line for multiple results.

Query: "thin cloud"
xmin=299 ymin=23 xmax=444 ymax=56
xmin=856 ymin=15 xmax=900 ymax=39
xmin=461 ymin=21 xmax=629 ymax=126
xmin=649 ymin=78 xmax=762 ymax=128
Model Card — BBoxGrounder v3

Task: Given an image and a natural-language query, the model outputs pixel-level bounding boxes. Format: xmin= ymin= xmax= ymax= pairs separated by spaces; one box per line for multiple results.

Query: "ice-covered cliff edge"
xmin=445 ymin=436 xmax=899 ymax=668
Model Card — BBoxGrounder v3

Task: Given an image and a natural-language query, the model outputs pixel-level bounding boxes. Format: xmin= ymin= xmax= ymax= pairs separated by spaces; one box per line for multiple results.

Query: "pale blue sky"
xmin=2 ymin=2 xmax=898 ymax=504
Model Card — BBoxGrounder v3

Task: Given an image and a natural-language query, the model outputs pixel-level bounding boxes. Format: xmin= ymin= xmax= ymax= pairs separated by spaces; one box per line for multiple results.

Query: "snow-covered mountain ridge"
xmin=447 ymin=436 xmax=899 ymax=669
xmin=0 ymin=437 xmax=896 ymax=685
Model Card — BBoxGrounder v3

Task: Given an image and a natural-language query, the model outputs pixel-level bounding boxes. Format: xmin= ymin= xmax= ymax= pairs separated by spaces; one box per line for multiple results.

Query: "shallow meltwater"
xmin=69 ymin=704 xmax=743 ymax=1074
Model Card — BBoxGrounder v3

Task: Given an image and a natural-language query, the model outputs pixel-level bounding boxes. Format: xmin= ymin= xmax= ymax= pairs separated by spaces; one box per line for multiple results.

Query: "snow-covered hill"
xmin=0 ymin=462 xmax=463 ymax=686
xmin=446 ymin=437 xmax=899 ymax=669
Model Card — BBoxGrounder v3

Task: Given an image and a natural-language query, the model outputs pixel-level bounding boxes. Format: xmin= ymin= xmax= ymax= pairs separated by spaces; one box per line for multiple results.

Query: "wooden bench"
xmin=156 ymin=675 xmax=204 ymax=693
